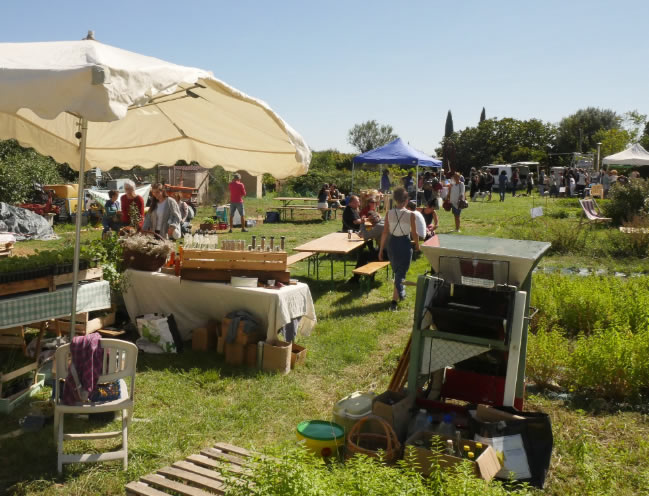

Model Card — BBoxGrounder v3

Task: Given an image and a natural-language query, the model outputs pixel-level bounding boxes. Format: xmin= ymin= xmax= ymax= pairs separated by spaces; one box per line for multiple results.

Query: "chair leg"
xmin=122 ymin=409 xmax=128 ymax=470
xmin=57 ymin=413 xmax=65 ymax=474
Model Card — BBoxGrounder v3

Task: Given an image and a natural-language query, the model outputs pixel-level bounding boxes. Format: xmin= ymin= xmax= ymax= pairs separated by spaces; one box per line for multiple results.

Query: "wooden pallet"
xmin=125 ymin=442 xmax=252 ymax=496
xmin=0 ymin=267 xmax=103 ymax=298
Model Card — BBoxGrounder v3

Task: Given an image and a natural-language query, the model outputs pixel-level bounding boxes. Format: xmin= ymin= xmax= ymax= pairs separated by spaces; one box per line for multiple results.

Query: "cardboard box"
xmin=245 ymin=343 xmax=258 ymax=367
xmin=262 ymin=340 xmax=291 ymax=374
xmin=192 ymin=327 xmax=215 ymax=351
xmin=225 ymin=342 xmax=245 ymax=366
xmin=372 ymin=391 xmax=415 ymax=442
xmin=405 ymin=431 xmax=502 ymax=481
xmin=290 ymin=343 xmax=307 ymax=368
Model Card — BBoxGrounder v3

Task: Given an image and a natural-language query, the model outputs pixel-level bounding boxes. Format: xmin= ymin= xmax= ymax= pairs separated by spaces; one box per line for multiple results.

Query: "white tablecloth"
xmin=123 ymin=270 xmax=316 ymax=341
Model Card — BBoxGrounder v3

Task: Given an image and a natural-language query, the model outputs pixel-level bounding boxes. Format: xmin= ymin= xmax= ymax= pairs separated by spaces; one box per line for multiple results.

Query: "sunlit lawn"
xmin=2 ymin=193 xmax=648 ymax=495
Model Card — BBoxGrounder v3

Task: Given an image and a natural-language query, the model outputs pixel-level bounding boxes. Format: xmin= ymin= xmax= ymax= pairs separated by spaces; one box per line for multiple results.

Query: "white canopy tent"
xmin=602 ymin=143 xmax=649 ymax=167
xmin=0 ymin=35 xmax=311 ymax=337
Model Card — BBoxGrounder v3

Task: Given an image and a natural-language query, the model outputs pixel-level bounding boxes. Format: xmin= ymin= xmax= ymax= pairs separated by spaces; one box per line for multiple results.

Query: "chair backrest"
xmin=590 ymin=184 xmax=603 ymax=198
xmin=55 ymin=338 xmax=138 ymax=404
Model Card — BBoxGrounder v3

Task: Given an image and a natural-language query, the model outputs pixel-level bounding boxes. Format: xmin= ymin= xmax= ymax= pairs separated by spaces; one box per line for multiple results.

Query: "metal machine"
xmin=407 ymin=235 xmax=550 ymax=409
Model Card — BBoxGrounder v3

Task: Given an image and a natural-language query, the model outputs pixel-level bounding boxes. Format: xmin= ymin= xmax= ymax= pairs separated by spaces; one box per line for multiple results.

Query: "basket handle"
xmin=349 ymin=415 xmax=395 ymax=452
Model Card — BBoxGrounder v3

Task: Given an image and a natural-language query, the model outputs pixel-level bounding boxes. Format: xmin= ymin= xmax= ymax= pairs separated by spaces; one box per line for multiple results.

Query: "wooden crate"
xmin=182 ymin=249 xmax=290 ymax=283
xmin=0 ymin=326 xmax=26 ymax=353
xmin=53 ymin=309 xmax=116 ymax=335
xmin=0 ymin=267 xmax=103 ymax=298
xmin=183 ymin=249 xmax=287 ymax=271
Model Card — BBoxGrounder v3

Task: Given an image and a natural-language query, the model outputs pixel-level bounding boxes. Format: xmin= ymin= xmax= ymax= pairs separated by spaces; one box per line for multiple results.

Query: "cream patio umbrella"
xmin=0 ymin=33 xmax=311 ymax=337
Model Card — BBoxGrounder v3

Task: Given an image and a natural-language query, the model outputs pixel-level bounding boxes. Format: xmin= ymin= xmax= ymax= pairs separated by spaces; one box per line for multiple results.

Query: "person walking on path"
xmin=228 ymin=173 xmax=248 ymax=232
xmin=498 ymin=170 xmax=508 ymax=202
xmin=379 ymin=187 xmax=419 ymax=312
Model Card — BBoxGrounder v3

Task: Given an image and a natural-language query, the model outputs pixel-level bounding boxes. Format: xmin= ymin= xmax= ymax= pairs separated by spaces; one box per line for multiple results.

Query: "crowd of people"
xmin=100 ymin=180 xmax=195 ymax=240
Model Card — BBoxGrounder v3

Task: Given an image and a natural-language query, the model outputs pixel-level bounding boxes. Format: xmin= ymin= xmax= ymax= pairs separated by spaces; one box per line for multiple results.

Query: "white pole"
xmin=69 ymin=117 xmax=89 ymax=339
xmin=596 ymin=142 xmax=602 ymax=173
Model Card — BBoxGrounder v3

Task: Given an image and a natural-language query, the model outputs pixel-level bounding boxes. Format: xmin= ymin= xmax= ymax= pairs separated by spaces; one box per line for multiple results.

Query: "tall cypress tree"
xmin=444 ymin=110 xmax=454 ymax=137
xmin=480 ymin=107 xmax=486 ymax=123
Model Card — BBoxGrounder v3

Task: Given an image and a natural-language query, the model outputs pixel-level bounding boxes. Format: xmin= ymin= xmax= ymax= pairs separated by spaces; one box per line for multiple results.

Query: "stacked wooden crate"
xmin=181 ymin=249 xmax=290 ymax=283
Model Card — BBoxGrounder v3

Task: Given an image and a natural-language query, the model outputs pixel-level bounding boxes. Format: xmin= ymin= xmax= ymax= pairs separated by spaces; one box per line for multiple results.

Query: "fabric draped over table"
xmin=122 ymin=270 xmax=316 ymax=342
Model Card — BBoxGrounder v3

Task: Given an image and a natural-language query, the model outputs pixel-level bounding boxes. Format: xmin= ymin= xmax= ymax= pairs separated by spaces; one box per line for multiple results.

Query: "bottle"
xmin=455 ymin=430 xmax=463 ymax=457
xmin=445 ymin=439 xmax=455 ymax=456
xmin=463 ymin=445 xmax=470 ymax=458
xmin=435 ymin=414 xmax=455 ymax=437
xmin=467 ymin=451 xmax=475 ymax=461
xmin=270 ymin=236 xmax=275 ymax=250
xmin=252 ymin=235 xmax=257 ymax=250
xmin=280 ymin=236 xmax=286 ymax=251
xmin=261 ymin=236 xmax=266 ymax=250
xmin=407 ymin=409 xmax=431 ymax=439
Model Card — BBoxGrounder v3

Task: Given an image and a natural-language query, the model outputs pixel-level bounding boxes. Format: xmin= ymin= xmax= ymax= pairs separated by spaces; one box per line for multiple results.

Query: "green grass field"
xmin=2 ymin=193 xmax=648 ymax=495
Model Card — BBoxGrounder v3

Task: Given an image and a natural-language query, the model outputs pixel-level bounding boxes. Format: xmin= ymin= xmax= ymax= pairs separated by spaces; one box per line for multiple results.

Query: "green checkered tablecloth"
xmin=0 ymin=280 xmax=111 ymax=329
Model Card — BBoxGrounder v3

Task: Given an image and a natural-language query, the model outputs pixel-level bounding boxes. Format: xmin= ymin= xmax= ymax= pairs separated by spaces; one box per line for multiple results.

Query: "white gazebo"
xmin=602 ymin=143 xmax=649 ymax=167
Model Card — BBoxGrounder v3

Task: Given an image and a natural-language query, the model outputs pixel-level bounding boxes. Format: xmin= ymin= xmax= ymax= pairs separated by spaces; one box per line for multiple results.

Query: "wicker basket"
xmin=122 ymin=231 xmax=169 ymax=272
xmin=345 ymin=414 xmax=401 ymax=463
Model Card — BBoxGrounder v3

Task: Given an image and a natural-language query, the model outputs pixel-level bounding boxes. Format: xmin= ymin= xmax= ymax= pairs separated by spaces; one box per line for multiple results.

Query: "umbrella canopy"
xmin=0 ymin=36 xmax=311 ymax=338
xmin=353 ymin=138 xmax=441 ymax=167
xmin=602 ymin=143 xmax=649 ymax=167
xmin=0 ymin=39 xmax=310 ymax=178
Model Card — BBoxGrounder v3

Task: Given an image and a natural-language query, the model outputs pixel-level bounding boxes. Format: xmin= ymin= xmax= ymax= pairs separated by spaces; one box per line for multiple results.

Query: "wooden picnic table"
xmin=273 ymin=197 xmax=339 ymax=221
xmin=294 ymin=232 xmax=366 ymax=281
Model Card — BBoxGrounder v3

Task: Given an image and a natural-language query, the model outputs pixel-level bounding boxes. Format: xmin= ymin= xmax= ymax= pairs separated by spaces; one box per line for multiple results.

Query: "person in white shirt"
xmin=407 ymin=201 xmax=427 ymax=240
xmin=446 ymin=172 xmax=466 ymax=232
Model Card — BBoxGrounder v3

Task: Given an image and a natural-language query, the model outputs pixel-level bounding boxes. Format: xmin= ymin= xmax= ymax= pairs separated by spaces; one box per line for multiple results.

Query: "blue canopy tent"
xmin=352 ymin=138 xmax=442 ymax=197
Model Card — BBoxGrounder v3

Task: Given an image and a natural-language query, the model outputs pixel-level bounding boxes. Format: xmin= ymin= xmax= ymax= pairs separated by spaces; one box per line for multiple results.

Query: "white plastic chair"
xmin=53 ymin=338 xmax=138 ymax=473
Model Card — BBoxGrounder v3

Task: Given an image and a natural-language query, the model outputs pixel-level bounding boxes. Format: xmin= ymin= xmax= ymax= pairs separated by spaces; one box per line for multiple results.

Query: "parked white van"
xmin=482 ymin=164 xmax=530 ymax=188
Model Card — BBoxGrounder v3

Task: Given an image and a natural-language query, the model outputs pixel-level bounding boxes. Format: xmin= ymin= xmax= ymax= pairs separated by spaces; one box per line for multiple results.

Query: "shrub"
xmin=505 ymin=217 xmax=587 ymax=255
xmin=224 ymin=443 xmax=534 ymax=496
xmin=532 ymin=273 xmax=649 ymax=337
xmin=527 ymin=327 xmax=571 ymax=390
xmin=605 ymin=216 xmax=649 ymax=258
xmin=603 ymin=178 xmax=649 ymax=225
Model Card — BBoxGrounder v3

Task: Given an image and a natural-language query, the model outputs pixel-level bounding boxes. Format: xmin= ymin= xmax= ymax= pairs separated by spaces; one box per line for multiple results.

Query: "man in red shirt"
xmin=228 ymin=173 xmax=248 ymax=232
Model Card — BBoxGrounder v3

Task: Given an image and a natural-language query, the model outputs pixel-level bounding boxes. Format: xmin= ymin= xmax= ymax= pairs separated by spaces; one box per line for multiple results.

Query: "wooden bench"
xmin=353 ymin=261 xmax=391 ymax=290
xmin=287 ymin=251 xmax=315 ymax=276
xmin=125 ymin=442 xmax=251 ymax=496
xmin=274 ymin=206 xmax=337 ymax=221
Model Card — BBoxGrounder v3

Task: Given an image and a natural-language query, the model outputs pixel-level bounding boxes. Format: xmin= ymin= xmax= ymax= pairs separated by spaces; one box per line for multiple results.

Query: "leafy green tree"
xmin=0 ymin=139 xmax=72 ymax=204
xmin=556 ymin=107 xmax=619 ymax=153
xmin=440 ymin=118 xmax=557 ymax=175
xmin=480 ymin=107 xmax=486 ymax=123
xmin=347 ymin=120 xmax=397 ymax=153
xmin=593 ymin=128 xmax=631 ymax=159
xmin=444 ymin=110 xmax=454 ymax=137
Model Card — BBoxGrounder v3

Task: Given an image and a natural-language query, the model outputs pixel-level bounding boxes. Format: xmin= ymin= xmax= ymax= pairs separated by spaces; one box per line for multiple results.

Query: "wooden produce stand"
xmin=0 ymin=267 xmax=109 ymax=413
xmin=181 ymin=249 xmax=290 ymax=284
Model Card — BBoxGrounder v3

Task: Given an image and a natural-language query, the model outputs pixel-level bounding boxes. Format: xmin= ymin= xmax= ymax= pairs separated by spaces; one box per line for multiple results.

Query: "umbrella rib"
xmin=87 ymin=136 xmax=296 ymax=155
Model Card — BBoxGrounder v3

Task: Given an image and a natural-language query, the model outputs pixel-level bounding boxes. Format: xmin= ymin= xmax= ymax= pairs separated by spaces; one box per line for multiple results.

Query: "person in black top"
xmin=317 ymin=183 xmax=331 ymax=220
xmin=342 ymin=195 xmax=362 ymax=232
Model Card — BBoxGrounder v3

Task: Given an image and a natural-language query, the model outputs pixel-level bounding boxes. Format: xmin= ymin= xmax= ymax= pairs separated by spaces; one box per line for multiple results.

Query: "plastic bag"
xmin=136 ymin=313 xmax=183 ymax=353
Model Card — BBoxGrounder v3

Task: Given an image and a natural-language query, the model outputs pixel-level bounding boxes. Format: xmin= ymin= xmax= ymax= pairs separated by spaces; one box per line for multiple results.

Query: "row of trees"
xmin=348 ymin=108 xmax=649 ymax=177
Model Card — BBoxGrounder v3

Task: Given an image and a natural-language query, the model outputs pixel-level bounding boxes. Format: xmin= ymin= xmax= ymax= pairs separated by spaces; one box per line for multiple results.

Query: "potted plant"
xmin=199 ymin=216 xmax=216 ymax=231
xmin=120 ymin=232 xmax=175 ymax=271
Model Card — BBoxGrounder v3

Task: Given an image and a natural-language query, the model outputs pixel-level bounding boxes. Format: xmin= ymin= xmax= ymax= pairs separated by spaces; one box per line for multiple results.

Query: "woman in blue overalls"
xmin=379 ymin=186 xmax=420 ymax=312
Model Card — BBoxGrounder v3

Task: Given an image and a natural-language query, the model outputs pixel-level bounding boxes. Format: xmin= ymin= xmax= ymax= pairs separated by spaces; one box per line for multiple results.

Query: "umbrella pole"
xmin=69 ymin=118 xmax=89 ymax=340
xmin=351 ymin=163 xmax=355 ymax=194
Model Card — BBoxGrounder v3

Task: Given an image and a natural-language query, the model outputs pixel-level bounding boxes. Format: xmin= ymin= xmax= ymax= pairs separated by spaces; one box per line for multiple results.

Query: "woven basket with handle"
xmin=345 ymin=414 xmax=401 ymax=463
xmin=122 ymin=231 xmax=169 ymax=272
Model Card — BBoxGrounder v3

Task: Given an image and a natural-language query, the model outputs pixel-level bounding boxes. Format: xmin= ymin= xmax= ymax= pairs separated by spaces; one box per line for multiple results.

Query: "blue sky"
xmin=2 ymin=0 xmax=647 ymax=155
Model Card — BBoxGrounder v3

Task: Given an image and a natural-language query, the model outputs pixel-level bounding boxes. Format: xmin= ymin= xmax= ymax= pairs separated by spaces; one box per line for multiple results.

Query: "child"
xmin=102 ymin=190 xmax=120 ymax=237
